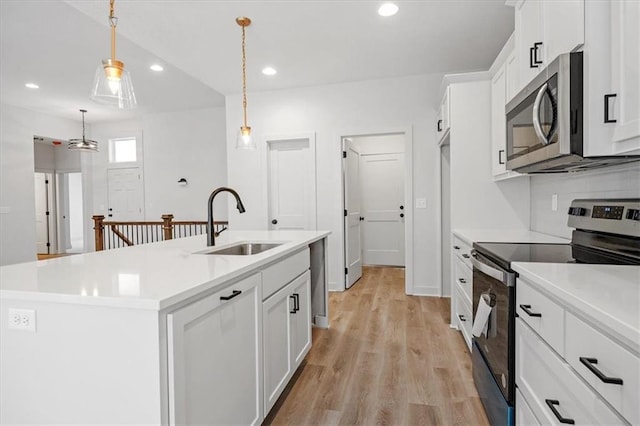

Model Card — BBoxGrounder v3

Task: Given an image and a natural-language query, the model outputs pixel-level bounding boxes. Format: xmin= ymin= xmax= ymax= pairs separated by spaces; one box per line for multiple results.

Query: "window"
xmin=109 ymin=137 xmax=137 ymax=163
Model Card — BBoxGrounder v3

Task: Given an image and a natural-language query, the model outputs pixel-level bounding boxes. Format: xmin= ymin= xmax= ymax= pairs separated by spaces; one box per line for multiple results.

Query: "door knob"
xmin=271 ymin=219 xmax=278 ymax=225
xmin=400 ymin=205 xmax=404 ymax=210
xmin=400 ymin=213 xmax=404 ymax=218
xmin=359 ymin=217 xmax=364 ymax=221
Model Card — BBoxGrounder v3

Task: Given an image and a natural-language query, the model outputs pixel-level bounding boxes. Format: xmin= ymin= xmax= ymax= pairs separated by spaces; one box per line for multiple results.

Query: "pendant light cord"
xmin=81 ymin=110 xmax=87 ymax=141
xmin=109 ymin=0 xmax=118 ymax=61
xmin=241 ymin=23 xmax=248 ymax=128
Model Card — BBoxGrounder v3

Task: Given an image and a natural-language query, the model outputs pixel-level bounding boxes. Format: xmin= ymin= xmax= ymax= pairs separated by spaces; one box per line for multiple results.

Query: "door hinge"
xmin=45 ymin=179 xmax=49 ymax=184
xmin=344 ymin=209 xmax=347 ymax=217
xmin=45 ymin=211 xmax=50 ymax=216
xmin=345 ymin=267 xmax=348 ymax=275
xmin=46 ymin=242 xmax=50 ymax=247
xmin=343 ymin=151 xmax=347 ymax=158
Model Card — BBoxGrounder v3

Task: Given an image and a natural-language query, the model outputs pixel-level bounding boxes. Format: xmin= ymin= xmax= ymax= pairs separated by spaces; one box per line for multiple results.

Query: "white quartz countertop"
xmin=452 ymin=228 xmax=569 ymax=245
xmin=0 ymin=230 xmax=329 ymax=311
xmin=512 ymin=262 xmax=640 ymax=354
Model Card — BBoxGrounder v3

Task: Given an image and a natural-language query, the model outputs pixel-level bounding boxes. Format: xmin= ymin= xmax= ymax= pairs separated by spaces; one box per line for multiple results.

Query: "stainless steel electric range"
xmin=470 ymin=198 xmax=640 ymax=426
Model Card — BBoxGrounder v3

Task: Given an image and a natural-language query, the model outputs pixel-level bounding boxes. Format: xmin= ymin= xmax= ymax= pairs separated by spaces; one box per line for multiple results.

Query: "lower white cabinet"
xmin=167 ymin=272 xmax=262 ymax=426
xmin=263 ymin=270 xmax=311 ymax=414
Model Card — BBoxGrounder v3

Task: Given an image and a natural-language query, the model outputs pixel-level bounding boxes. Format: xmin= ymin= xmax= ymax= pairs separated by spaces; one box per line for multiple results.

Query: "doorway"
xmin=265 ymin=134 xmax=317 ymax=230
xmin=58 ymin=172 xmax=84 ymax=253
xmin=107 ymin=167 xmax=144 ymax=221
xmin=342 ymin=133 xmax=408 ymax=290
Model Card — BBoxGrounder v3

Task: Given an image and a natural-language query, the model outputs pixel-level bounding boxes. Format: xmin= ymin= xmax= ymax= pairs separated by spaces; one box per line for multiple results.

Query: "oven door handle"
xmin=471 ymin=251 xmax=515 ymax=287
xmin=533 ymin=83 xmax=551 ymax=146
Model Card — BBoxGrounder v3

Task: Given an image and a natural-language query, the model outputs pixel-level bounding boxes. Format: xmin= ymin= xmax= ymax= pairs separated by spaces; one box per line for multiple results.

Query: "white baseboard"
xmin=410 ymin=284 xmax=442 ymax=297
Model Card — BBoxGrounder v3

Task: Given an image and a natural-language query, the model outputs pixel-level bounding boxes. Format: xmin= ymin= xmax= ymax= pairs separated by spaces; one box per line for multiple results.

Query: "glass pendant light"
xmin=68 ymin=110 xmax=98 ymax=152
xmin=236 ymin=17 xmax=256 ymax=150
xmin=90 ymin=0 xmax=136 ymax=109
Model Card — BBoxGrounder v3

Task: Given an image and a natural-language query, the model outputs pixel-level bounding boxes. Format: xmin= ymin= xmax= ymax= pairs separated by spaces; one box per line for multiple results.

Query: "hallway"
xmin=266 ymin=266 xmax=488 ymax=425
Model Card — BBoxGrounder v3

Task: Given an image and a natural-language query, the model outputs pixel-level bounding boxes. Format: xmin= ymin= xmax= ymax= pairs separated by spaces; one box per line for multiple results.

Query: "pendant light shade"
xmin=235 ymin=17 xmax=256 ymax=150
xmin=90 ymin=0 xmax=137 ymax=109
xmin=68 ymin=109 xmax=98 ymax=152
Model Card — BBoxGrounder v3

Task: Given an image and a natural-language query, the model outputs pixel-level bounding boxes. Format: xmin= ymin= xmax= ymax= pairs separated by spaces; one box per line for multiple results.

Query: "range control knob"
xmin=626 ymin=209 xmax=640 ymax=221
xmin=568 ymin=207 xmax=587 ymax=216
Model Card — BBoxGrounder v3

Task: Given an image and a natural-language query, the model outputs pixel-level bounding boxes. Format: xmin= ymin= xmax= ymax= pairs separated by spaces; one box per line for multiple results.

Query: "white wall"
xmin=225 ymin=74 xmax=443 ymax=294
xmin=0 ymin=104 xmax=88 ymax=266
xmin=68 ymin=172 xmax=84 ymax=243
xmin=89 ymin=107 xmax=228 ymax=228
xmin=530 ymin=163 xmax=640 ymax=238
xmin=350 ymin=134 xmax=405 ymax=155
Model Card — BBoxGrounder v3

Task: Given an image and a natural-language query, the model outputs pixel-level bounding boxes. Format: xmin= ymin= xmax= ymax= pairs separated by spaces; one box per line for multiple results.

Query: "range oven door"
xmin=471 ymin=250 xmax=516 ymax=405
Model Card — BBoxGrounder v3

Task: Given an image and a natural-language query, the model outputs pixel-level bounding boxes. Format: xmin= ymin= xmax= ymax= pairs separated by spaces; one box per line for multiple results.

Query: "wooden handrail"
xmin=92 ymin=214 xmax=228 ymax=251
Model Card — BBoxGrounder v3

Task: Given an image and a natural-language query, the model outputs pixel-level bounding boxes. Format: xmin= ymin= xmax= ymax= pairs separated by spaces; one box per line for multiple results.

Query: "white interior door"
xmin=267 ymin=137 xmax=317 ymax=230
xmin=344 ymin=139 xmax=363 ymax=288
xmin=361 ymin=153 xmax=405 ymax=266
xmin=107 ymin=167 xmax=144 ymax=221
xmin=34 ymin=172 xmax=52 ymax=254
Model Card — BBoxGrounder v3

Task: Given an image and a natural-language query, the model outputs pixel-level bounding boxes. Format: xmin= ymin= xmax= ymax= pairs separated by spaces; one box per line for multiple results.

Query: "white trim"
xmin=337 ymin=126 xmax=414 ymax=295
xmin=412 ymin=285 xmax=447 ymax=297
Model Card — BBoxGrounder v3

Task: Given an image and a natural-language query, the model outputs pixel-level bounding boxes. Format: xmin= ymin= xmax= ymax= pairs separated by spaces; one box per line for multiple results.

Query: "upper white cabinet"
xmin=491 ymin=64 xmax=508 ymax=177
xmin=437 ymin=86 xmax=451 ymax=144
xmin=609 ymin=0 xmax=640 ymax=150
xmin=515 ymin=0 xmax=584 ymax=91
xmin=167 ymin=273 xmax=262 ymax=426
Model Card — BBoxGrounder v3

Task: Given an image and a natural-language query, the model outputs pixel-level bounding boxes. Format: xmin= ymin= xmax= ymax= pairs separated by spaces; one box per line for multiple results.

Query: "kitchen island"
xmin=0 ymin=230 xmax=330 ymax=425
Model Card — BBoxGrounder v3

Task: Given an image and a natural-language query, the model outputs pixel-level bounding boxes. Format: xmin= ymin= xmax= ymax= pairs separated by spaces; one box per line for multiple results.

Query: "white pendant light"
xmin=68 ymin=109 xmax=98 ymax=152
xmin=236 ymin=17 xmax=256 ymax=150
xmin=90 ymin=0 xmax=136 ymax=109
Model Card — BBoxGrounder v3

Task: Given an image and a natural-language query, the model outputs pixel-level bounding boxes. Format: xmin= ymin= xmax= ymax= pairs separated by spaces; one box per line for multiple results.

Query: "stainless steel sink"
xmin=197 ymin=242 xmax=283 ymax=256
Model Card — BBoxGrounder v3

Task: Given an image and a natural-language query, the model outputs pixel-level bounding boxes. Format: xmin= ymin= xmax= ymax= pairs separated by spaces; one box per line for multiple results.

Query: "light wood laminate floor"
xmin=265 ymin=266 xmax=489 ymax=426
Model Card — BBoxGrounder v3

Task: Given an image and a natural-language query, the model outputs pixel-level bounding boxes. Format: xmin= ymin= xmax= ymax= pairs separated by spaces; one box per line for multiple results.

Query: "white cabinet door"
xmin=543 ymin=0 xmax=584 ymax=63
xmin=505 ymin=49 xmax=519 ymax=103
xmin=491 ymin=63 xmax=507 ymax=176
xmin=263 ymin=270 xmax=311 ymax=414
xmin=167 ymin=273 xmax=262 ymax=426
xmin=262 ymin=280 xmax=293 ymax=413
xmin=290 ymin=272 xmax=312 ymax=367
xmin=516 ymin=0 xmax=544 ymax=90
xmin=437 ymin=86 xmax=451 ymax=144
xmin=610 ymin=0 xmax=640 ymax=151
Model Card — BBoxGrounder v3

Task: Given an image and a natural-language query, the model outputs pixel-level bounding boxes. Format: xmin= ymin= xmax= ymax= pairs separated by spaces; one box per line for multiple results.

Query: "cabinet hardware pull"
xmin=453 ymin=246 xmax=460 ymax=250
xmin=400 ymin=213 xmax=404 ymax=218
xmin=458 ymin=278 xmax=467 ymax=284
xmin=545 ymin=399 xmax=575 ymax=424
xmin=220 ymin=290 xmax=242 ymax=301
xmin=579 ymin=357 xmax=623 ymax=385
xmin=462 ymin=254 xmax=470 ymax=259
xmin=458 ymin=314 xmax=466 ymax=322
xmin=529 ymin=46 xmax=536 ymax=68
xmin=519 ymin=304 xmax=542 ymax=317
xmin=533 ymin=42 xmax=543 ymax=65
xmin=499 ymin=149 xmax=505 ymax=165
xmin=399 ymin=205 xmax=404 ymax=210
xmin=290 ymin=293 xmax=300 ymax=314
xmin=437 ymin=119 xmax=443 ymax=132
xmin=604 ymin=94 xmax=617 ymax=123
xmin=271 ymin=219 xmax=278 ymax=225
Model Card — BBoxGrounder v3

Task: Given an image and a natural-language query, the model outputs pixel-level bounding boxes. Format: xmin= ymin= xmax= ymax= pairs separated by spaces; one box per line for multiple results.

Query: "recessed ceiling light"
xmin=150 ymin=64 xmax=164 ymax=72
xmin=262 ymin=66 xmax=277 ymax=76
xmin=25 ymin=83 xmax=39 ymax=89
xmin=378 ymin=3 xmax=399 ymax=17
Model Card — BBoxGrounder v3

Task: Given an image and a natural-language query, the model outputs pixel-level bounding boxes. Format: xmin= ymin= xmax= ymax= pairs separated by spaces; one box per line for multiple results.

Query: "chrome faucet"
xmin=207 ymin=187 xmax=246 ymax=246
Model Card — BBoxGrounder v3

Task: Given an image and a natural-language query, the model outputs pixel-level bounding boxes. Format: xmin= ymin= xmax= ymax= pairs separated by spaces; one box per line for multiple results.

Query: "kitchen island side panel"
xmin=0 ymin=299 xmax=162 ymax=424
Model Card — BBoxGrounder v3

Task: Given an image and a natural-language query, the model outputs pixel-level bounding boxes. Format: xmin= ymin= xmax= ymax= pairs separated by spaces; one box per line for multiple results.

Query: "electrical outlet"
xmin=8 ymin=309 xmax=36 ymax=332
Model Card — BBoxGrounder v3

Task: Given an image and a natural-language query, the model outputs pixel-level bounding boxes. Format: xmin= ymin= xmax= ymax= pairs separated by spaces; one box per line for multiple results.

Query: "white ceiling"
xmin=1 ymin=0 xmax=514 ymax=123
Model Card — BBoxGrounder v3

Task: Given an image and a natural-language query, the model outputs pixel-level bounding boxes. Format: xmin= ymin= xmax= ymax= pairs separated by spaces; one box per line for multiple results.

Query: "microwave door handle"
xmin=532 ymin=83 xmax=551 ymax=146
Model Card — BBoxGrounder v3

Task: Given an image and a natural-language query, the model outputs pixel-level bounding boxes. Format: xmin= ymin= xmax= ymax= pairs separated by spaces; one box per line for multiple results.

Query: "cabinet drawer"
xmin=565 ymin=313 xmax=639 ymax=425
xmin=262 ymin=248 xmax=310 ymax=300
xmin=455 ymin=285 xmax=472 ymax=350
xmin=452 ymin=236 xmax=472 ymax=269
xmin=516 ymin=388 xmax=541 ymax=426
xmin=516 ymin=278 xmax=565 ymax=356
xmin=516 ymin=319 xmax=626 ymax=426
xmin=454 ymin=259 xmax=472 ymax=305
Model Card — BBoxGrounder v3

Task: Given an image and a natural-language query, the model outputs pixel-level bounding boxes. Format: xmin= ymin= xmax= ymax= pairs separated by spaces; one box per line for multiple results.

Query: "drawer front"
xmin=516 ymin=278 xmax=565 ymax=357
xmin=455 ymin=285 xmax=472 ymax=350
xmin=452 ymin=236 xmax=472 ymax=269
xmin=516 ymin=319 xmax=625 ymax=426
xmin=262 ymin=248 xmax=310 ymax=300
xmin=516 ymin=388 xmax=541 ymax=426
xmin=454 ymin=259 xmax=472 ymax=305
xmin=565 ymin=312 xmax=640 ymax=425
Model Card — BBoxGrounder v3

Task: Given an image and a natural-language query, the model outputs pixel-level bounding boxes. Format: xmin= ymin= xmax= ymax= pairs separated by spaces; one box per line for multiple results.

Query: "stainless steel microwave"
xmin=505 ymin=52 xmax=638 ymax=173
